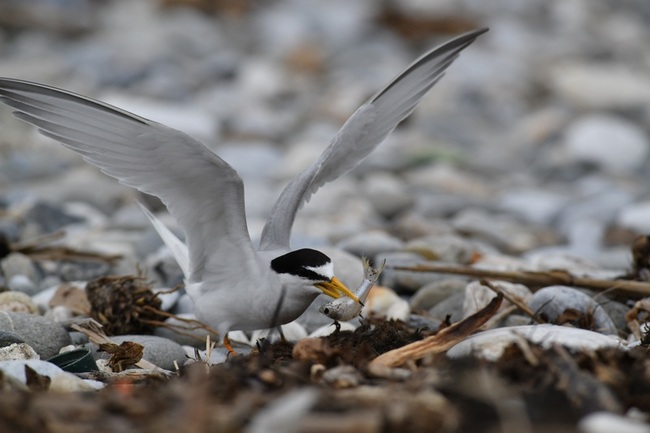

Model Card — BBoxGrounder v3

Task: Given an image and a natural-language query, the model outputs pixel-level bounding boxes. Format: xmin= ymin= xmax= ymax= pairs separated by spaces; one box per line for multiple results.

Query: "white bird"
xmin=0 ymin=28 xmax=487 ymax=350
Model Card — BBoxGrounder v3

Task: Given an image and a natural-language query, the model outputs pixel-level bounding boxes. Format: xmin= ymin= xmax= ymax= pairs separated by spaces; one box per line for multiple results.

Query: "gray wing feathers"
xmin=0 ymin=79 xmax=256 ymax=283
xmin=259 ymin=28 xmax=488 ymax=251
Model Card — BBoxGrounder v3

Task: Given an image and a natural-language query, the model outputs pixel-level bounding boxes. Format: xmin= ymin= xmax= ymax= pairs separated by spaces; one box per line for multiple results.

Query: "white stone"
xmin=564 ymin=115 xmax=649 ymax=172
xmin=549 ymin=62 xmax=650 ymax=109
xmin=618 ymin=201 xmax=650 ymax=233
xmin=578 ymin=412 xmax=650 ymax=433
xmin=447 ymin=325 xmax=624 ymax=361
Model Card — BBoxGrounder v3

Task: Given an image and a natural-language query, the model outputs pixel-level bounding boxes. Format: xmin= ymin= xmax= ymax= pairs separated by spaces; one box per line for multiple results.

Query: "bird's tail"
xmin=137 ymin=202 xmax=189 ymax=279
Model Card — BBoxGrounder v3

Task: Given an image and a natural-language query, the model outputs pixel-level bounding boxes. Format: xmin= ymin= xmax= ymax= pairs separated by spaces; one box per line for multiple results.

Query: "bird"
xmin=0 ymin=28 xmax=487 ymax=351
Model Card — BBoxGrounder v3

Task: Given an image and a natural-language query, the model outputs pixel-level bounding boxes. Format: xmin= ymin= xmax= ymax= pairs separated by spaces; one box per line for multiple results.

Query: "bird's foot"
xmin=224 ymin=335 xmax=237 ymax=357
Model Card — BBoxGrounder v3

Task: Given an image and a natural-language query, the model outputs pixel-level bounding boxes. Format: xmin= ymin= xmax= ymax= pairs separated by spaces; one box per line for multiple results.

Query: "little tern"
xmin=0 ymin=28 xmax=487 ymax=349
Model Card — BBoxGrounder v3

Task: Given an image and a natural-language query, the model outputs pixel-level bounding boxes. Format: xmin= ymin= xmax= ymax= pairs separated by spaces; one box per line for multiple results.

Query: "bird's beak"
xmin=315 ymin=277 xmax=360 ymax=304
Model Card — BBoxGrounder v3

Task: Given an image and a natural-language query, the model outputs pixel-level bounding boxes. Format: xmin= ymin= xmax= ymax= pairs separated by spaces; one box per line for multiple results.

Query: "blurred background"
xmin=0 ymin=0 xmax=649 ymax=270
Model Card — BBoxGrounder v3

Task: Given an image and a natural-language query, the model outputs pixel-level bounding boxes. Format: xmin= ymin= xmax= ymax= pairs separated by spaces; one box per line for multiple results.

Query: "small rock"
xmin=527 ymin=286 xmax=618 ymax=335
xmin=359 ymin=172 xmax=414 ymax=218
xmin=336 ymin=230 xmax=404 ymax=258
xmin=7 ymin=275 xmax=38 ymax=295
xmin=1 ymin=253 xmax=40 ymax=288
xmin=447 ymin=325 xmax=624 ymax=361
xmin=549 ymin=62 xmax=650 ymax=110
xmin=0 ymin=331 xmax=25 ymax=347
xmin=321 ymin=365 xmax=363 ymax=388
xmin=618 ymin=201 xmax=650 ymax=233
xmin=578 ymin=411 xmax=650 ymax=433
xmin=410 ymin=279 xmax=468 ymax=311
xmin=0 ymin=343 xmax=39 ymax=361
xmin=563 ymin=115 xmax=649 ymax=173
xmin=0 ymin=359 xmax=102 ymax=391
xmin=24 ymin=201 xmax=85 ymax=234
xmin=0 ymin=312 xmax=72 ymax=359
xmin=364 ymin=286 xmax=410 ymax=321
xmin=428 ymin=291 xmax=464 ymax=322
xmin=463 ymin=280 xmax=532 ymax=318
xmin=0 ymin=291 xmax=39 ymax=314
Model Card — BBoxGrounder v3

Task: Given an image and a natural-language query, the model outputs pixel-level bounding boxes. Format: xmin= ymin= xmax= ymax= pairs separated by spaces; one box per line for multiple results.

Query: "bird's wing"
xmin=0 ymin=79 xmax=258 ymax=284
xmin=259 ymin=28 xmax=488 ymax=251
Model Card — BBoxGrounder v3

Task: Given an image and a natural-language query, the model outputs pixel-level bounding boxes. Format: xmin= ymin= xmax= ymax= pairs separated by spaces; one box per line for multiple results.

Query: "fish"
xmin=319 ymin=258 xmax=386 ymax=321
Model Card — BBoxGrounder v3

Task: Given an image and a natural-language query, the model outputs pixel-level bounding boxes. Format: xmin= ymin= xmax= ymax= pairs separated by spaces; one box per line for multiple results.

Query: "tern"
xmin=0 ymin=28 xmax=487 ymax=350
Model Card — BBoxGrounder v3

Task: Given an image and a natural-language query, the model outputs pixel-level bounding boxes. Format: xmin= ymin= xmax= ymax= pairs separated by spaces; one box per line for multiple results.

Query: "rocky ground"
xmin=0 ymin=0 xmax=650 ymax=432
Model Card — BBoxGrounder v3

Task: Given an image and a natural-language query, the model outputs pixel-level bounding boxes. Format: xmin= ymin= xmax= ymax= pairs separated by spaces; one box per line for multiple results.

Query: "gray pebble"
xmin=7 ymin=274 xmax=38 ymax=296
xmin=0 ymin=312 xmax=72 ymax=359
xmin=428 ymin=291 xmax=465 ymax=322
xmin=1 ymin=253 xmax=40 ymax=288
xmin=410 ymin=278 xmax=468 ymax=311
xmin=528 ymin=286 xmax=618 ymax=335
xmin=336 ymin=230 xmax=404 ymax=258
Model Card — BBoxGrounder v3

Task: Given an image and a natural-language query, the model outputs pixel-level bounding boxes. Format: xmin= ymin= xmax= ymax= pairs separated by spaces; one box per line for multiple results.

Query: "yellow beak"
xmin=315 ymin=276 xmax=360 ymax=304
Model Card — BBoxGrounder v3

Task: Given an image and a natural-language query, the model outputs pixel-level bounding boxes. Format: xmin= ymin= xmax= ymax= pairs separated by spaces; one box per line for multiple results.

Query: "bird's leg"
xmin=332 ymin=320 xmax=341 ymax=333
xmin=276 ymin=326 xmax=287 ymax=343
xmin=223 ymin=335 xmax=237 ymax=357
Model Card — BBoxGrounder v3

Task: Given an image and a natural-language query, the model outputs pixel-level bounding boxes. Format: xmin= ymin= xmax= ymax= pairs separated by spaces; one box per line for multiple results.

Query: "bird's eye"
xmin=323 ymin=308 xmax=330 ymax=315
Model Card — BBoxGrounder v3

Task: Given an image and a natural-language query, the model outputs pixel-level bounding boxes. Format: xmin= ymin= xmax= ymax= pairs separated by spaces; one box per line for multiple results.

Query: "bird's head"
xmin=270 ymin=248 xmax=359 ymax=302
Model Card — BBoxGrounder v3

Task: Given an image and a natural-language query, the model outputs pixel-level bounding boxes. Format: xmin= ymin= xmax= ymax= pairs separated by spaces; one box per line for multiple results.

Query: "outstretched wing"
xmin=0 ymin=79 xmax=258 ymax=284
xmin=259 ymin=28 xmax=488 ymax=251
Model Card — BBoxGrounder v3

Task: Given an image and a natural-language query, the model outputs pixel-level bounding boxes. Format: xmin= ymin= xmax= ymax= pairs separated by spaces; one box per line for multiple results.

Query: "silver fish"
xmin=319 ymin=258 xmax=385 ymax=321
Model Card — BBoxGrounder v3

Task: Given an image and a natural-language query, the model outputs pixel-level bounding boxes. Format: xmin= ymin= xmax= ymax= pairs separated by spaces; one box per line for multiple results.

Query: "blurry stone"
xmin=578 ymin=411 xmax=650 ymax=433
xmin=428 ymin=291 xmax=464 ymax=322
xmin=7 ymin=275 xmax=38 ymax=296
xmin=0 ymin=312 xmax=72 ymax=359
xmin=364 ymin=286 xmax=410 ymax=321
xmin=527 ymin=286 xmax=618 ymax=335
xmin=403 ymin=234 xmax=488 ymax=264
xmin=497 ymin=188 xmax=569 ymax=226
xmin=0 ymin=359 xmax=102 ymax=391
xmin=336 ymin=230 xmax=404 ymax=258
xmin=0 ymin=331 xmax=25 ymax=348
xmin=321 ymin=365 xmax=362 ymax=388
xmin=1 ymin=253 xmax=39 ymax=287
xmin=410 ymin=278 xmax=467 ymax=311
xmin=549 ymin=62 xmax=650 ymax=109
xmin=563 ymin=115 xmax=649 ymax=173
xmin=463 ymin=280 xmax=532 ymax=318
xmin=448 ymin=325 xmax=624 ymax=361
xmin=0 ymin=291 xmax=39 ymax=314
xmin=392 ymin=212 xmax=455 ymax=241
xmin=618 ymin=202 xmax=650 ymax=233
xmin=451 ymin=208 xmax=541 ymax=253
xmin=360 ymin=172 xmax=414 ymax=218
xmin=405 ymin=163 xmax=491 ymax=198
xmin=218 ymin=141 xmax=282 ymax=181
xmin=24 ymin=201 xmax=85 ymax=234
xmin=252 ymin=321 xmax=308 ymax=343
xmin=0 ymin=342 xmax=39 ymax=361
xmin=378 ymin=252 xmax=448 ymax=292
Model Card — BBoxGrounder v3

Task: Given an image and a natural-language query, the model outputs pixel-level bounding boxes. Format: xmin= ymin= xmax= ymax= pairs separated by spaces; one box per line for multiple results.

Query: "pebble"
xmin=7 ymin=275 xmax=39 ymax=296
xmin=447 ymin=325 xmax=624 ymax=361
xmin=1 ymin=253 xmax=40 ymax=290
xmin=0 ymin=291 xmax=39 ymax=314
xmin=618 ymin=202 xmax=650 ymax=234
xmin=0 ymin=359 xmax=103 ymax=391
xmin=548 ymin=62 xmax=650 ymax=109
xmin=410 ymin=278 xmax=468 ymax=311
xmin=364 ymin=286 xmax=410 ymax=321
xmin=463 ymin=280 xmax=532 ymax=318
xmin=527 ymin=286 xmax=618 ymax=335
xmin=0 ymin=343 xmax=39 ymax=361
xmin=359 ymin=172 xmax=414 ymax=218
xmin=428 ymin=291 xmax=465 ymax=322
xmin=578 ymin=411 xmax=650 ymax=433
xmin=0 ymin=312 xmax=72 ymax=359
xmin=336 ymin=230 xmax=404 ymax=258
xmin=563 ymin=115 xmax=649 ymax=173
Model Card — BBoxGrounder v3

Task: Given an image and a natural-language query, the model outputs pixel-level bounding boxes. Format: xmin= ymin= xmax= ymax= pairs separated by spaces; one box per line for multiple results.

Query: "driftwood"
xmin=390 ymin=263 xmax=650 ymax=298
